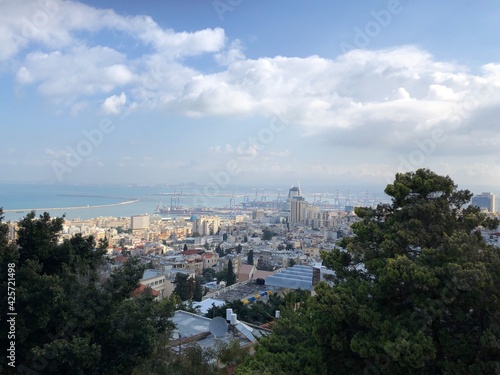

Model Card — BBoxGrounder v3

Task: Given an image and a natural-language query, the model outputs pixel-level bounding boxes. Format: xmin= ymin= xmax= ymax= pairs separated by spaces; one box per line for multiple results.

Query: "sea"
xmin=2 ymin=182 xmax=497 ymax=223
xmin=0 ymin=183 xmax=236 ymax=222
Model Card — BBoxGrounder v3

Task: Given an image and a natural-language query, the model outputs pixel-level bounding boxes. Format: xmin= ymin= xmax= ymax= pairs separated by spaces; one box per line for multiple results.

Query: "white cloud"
xmin=215 ymin=39 xmax=245 ymax=66
xmin=4 ymin=1 xmax=500 ymax=185
xmin=101 ymin=92 xmax=126 ymax=114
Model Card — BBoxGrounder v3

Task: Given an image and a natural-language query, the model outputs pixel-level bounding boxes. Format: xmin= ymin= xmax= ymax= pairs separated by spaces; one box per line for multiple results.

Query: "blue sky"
xmin=1 ymin=0 xmax=500 ymax=189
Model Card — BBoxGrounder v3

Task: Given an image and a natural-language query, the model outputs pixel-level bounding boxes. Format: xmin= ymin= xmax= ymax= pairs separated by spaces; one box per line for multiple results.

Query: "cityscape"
xmin=2 ymin=1 xmax=500 ymax=374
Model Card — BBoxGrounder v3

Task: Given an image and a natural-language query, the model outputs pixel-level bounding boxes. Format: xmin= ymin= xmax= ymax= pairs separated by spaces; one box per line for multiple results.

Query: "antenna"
xmin=209 ymin=316 xmax=228 ymax=338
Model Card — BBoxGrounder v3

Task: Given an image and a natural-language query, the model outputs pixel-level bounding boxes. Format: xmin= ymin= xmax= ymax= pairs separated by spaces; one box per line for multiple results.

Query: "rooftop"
xmin=265 ymin=265 xmax=314 ymax=290
xmin=171 ymin=310 xmax=270 ymax=352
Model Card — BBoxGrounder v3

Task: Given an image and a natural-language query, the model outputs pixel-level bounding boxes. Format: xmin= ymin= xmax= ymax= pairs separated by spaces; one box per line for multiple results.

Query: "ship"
xmin=154 ymin=204 xmax=215 ymax=216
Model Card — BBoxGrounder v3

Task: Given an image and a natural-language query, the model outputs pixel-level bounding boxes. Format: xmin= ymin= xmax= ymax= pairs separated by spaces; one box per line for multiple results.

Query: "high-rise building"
xmin=192 ymin=215 xmax=221 ymax=236
xmin=288 ymin=185 xmax=301 ymax=200
xmin=131 ymin=215 xmax=150 ymax=231
xmin=290 ymin=196 xmax=306 ymax=225
xmin=471 ymin=192 xmax=497 ymax=213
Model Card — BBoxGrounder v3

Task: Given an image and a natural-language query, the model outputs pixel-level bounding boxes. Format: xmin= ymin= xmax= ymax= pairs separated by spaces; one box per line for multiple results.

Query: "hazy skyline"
xmin=1 ymin=0 xmax=500 ymax=188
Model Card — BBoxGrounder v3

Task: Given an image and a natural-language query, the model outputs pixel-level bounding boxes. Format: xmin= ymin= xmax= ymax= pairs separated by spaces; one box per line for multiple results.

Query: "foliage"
xmin=262 ymin=229 xmax=273 ymax=241
xmin=216 ymin=339 xmax=250 ymax=373
xmin=216 ymin=244 xmax=224 ymax=258
xmin=134 ymin=339 xmax=250 ymax=375
xmin=247 ymin=250 xmax=254 ymax=265
xmin=206 ymin=292 xmax=309 ymax=326
xmin=236 ymin=292 xmax=321 ymax=375
xmin=227 ymin=259 xmax=237 ymax=286
xmin=192 ymin=279 xmax=204 ymax=302
xmin=173 ymin=273 xmax=195 ymax=301
xmin=238 ymin=169 xmax=500 ymax=374
xmin=0 ymin=210 xmax=175 ymax=375
xmin=203 ymin=267 xmax=216 ymax=281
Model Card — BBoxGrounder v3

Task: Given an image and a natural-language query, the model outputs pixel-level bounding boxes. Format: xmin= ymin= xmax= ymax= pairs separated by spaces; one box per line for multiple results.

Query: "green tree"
xmin=262 ymin=229 xmax=273 ymax=241
xmin=183 ymin=244 xmax=188 ymax=251
xmin=227 ymin=259 xmax=237 ymax=286
xmin=287 ymin=258 xmax=296 ymax=268
xmin=0 ymin=211 xmax=175 ymax=375
xmin=192 ymin=280 xmax=204 ymax=302
xmin=203 ymin=267 xmax=216 ymax=281
xmin=216 ymin=244 xmax=224 ymax=258
xmin=236 ymin=244 xmax=243 ymax=254
xmin=239 ymin=169 xmax=500 ymax=375
xmin=247 ymin=250 xmax=254 ymax=265
xmin=174 ymin=273 xmax=193 ymax=301
xmin=216 ymin=339 xmax=250 ymax=374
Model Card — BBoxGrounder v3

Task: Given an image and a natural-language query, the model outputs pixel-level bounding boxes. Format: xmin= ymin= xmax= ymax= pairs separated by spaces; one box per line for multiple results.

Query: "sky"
xmin=1 ymin=0 xmax=500 ymax=190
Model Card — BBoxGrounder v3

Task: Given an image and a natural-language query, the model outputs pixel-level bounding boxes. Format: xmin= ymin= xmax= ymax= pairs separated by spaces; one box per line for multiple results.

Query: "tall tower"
xmin=471 ymin=192 xmax=497 ymax=213
xmin=288 ymin=185 xmax=301 ymax=199
xmin=290 ymin=196 xmax=305 ymax=225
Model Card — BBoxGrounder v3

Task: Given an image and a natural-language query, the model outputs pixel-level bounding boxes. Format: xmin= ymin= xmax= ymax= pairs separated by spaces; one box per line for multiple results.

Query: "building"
xmin=288 ymin=185 xmax=301 ymax=200
xmin=471 ymin=192 xmax=497 ymax=213
xmin=265 ymin=265 xmax=314 ymax=291
xmin=131 ymin=215 xmax=150 ymax=231
xmin=192 ymin=216 xmax=221 ymax=236
xmin=139 ymin=269 xmax=170 ymax=299
xmin=290 ymin=196 xmax=306 ymax=225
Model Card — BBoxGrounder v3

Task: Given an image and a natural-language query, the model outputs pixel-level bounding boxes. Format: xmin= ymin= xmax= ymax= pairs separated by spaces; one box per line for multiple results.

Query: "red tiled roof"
xmin=239 ymin=264 xmax=254 ymax=275
xmin=133 ymin=284 xmax=160 ymax=298
xmin=181 ymin=249 xmax=200 ymax=255
xmin=114 ymin=255 xmax=128 ymax=264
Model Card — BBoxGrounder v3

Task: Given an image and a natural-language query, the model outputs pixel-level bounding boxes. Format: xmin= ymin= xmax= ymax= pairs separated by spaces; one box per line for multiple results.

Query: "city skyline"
xmin=1 ymin=1 xmax=500 ymax=187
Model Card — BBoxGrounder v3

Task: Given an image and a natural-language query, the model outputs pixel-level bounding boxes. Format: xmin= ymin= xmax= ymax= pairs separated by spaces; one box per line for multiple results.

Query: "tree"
xmin=262 ymin=229 xmax=273 ymax=241
xmin=192 ymin=280 xmax=204 ymax=302
xmin=0 ymin=210 xmax=175 ymax=375
xmin=174 ymin=273 xmax=193 ymax=301
xmin=216 ymin=339 xmax=250 ymax=374
xmin=216 ymin=244 xmax=224 ymax=258
xmin=238 ymin=169 xmax=500 ymax=375
xmin=287 ymin=258 xmax=296 ymax=268
xmin=247 ymin=250 xmax=254 ymax=265
xmin=223 ymin=233 xmax=228 ymax=242
xmin=203 ymin=267 xmax=216 ymax=281
xmin=227 ymin=260 xmax=237 ymax=286
xmin=236 ymin=244 xmax=243 ymax=254
xmin=243 ymin=235 xmax=248 ymax=243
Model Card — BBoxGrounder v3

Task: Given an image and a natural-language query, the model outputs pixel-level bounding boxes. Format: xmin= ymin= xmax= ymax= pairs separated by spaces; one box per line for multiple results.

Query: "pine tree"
xmin=247 ymin=250 xmax=254 ymax=265
xmin=227 ymin=260 xmax=236 ymax=286
xmin=240 ymin=169 xmax=500 ymax=375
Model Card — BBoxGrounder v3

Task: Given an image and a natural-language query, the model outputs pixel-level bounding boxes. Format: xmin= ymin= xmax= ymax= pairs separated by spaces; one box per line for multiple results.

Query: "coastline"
xmin=3 ymin=199 xmax=140 ymax=213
